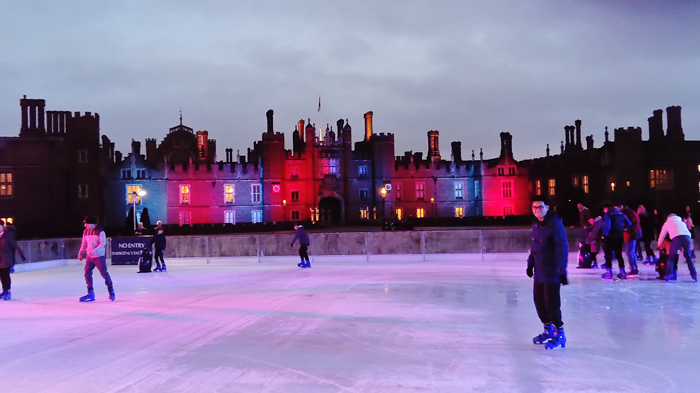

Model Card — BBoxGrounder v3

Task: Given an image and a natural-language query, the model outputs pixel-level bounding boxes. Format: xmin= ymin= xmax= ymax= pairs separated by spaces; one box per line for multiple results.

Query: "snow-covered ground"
xmin=1 ymin=259 xmax=697 ymax=393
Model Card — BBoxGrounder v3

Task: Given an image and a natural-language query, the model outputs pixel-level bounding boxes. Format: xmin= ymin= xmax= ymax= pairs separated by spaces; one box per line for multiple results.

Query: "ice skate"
xmin=109 ymin=290 xmax=115 ymax=302
xmin=153 ymin=263 xmax=161 ymax=272
xmin=302 ymin=261 xmax=311 ymax=268
xmin=297 ymin=262 xmax=304 ymax=267
xmin=79 ymin=290 xmax=95 ymax=302
xmin=532 ymin=323 xmax=554 ymax=344
xmin=160 ymin=263 xmax=167 ymax=272
xmin=3 ymin=290 xmax=11 ymax=301
xmin=601 ymin=268 xmax=613 ymax=280
xmin=591 ymin=260 xmax=599 ymax=269
xmin=617 ymin=269 xmax=627 ymax=280
xmin=544 ymin=327 xmax=566 ymax=350
xmin=628 ymin=268 xmax=639 ymax=276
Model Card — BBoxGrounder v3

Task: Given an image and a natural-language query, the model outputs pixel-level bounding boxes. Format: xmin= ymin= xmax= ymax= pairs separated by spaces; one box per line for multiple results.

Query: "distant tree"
xmin=141 ymin=207 xmax=152 ymax=228
xmin=125 ymin=207 xmax=134 ymax=231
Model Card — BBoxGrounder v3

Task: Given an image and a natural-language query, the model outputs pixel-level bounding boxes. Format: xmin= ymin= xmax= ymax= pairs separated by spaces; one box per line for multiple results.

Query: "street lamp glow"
xmin=137 ymin=190 xmax=146 ymax=197
xmin=380 ymin=187 xmax=387 ymax=199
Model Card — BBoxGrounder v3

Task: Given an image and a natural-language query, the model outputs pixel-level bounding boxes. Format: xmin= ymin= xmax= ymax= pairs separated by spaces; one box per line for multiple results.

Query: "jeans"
xmin=667 ymin=235 xmax=697 ymax=278
xmin=625 ymin=240 xmax=638 ymax=270
xmin=84 ymin=255 xmax=113 ymax=291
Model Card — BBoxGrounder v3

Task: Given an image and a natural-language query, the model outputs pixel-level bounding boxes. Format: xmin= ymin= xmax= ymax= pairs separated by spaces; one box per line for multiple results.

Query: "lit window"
xmin=224 ymin=184 xmax=235 ymax=204
xmin=360 ymin=189 xmax=369 ymax=200
xmin=360 ymin=207 xmax=369 ymax=219
xmin=320 ymin=158 xmax=340 ymax=175
xmin=180 ymin=185 xmax=191 ymax=204
xmin=502 ymin=180 xmax=513 ymax=198
xmin=396 ymin=183 xmax=402 ymax=200
xmin=474 ymin=180 xmax=480 ymax=199
xmin=252 ymin=210 xmax=262 ymax=223
xmin=503 ymin=205 xmax=514 ymax=216
xmin=548 ymin=179 xmax=556 ymax=196
xmin=573 ymin=176 xmax=579 ymax=187
xmin=291 ymin=190 xmax=299 ymax=202
xmin=416 ymin=208 xmax=425 ymax=218
xmin=179 ymin=211 xmax=191 ymax=226
xmin=358 ymin=166 xmax=368 ymax=176
xmin=455 ymin=206 xmax=464 ymax=218
xmin=291 ymin=210 xmax=300 ymax=220
xmin=611 ymin=182 xmax=616 ymax=191
xmin=78 ymin=150 xmax=88 ymax=163
xmin=290 ymin=167 xmax=299 ymax=178
xmin=650 ymin=169 xmax=673 ymax=190
xmin=0 ymin=172 xmax=13 ymax=197
xmin=78 ymin=184 xmax=89 ymax=198
xmin=127 ymin=185 xmax=142 ymax=204
xmin=0 ymin=217 xmax=13 ymax=225
xmin=626 ymin=181 xmax=630 ymax=187
xmin=252 ymin=184 xmax=261 ymax=203
xmin=583 ymin=175 xmax=589 ymax=194
xmin=396 ymin=208 xmax=403 ymax=221
xmin=536 ymin=180 xmax=541 ymax=196
xmin=224 ymin=210 xmax=235 ymax=224
xmin=416 ymin=183 xmax=425 ymax=199
xmin=454 ymin=182 xmax=464 ymax=199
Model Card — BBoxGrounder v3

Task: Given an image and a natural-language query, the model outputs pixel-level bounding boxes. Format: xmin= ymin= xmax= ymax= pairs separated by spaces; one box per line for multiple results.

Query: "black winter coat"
xmin=148 ymin=233 xmax=167 ymax=250
xmin=0 ymin=229 xmax=25 ymax=269
xmin=528 ymin=211 xmax=569 ymax=284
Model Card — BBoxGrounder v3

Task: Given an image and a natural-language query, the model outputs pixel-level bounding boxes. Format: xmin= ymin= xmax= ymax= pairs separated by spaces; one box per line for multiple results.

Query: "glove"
xmin=560 ymin=275 xmax=569 ymax=285
xmin=10 ymin=266 xmax=15 ymax=274
xmin=526 ymin=266 xmax=534 ymax=278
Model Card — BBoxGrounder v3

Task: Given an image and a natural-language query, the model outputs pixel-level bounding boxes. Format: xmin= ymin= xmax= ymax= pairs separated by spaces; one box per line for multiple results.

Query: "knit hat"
xmin=84 ymin=215 xmax=97 ymax=224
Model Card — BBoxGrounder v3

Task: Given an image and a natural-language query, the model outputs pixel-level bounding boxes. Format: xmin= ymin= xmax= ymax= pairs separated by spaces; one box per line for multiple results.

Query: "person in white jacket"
xmin=658 ymin=213 xmax=697 ymax=282
xmin=78 ymin=216 xmax=115 ymax=302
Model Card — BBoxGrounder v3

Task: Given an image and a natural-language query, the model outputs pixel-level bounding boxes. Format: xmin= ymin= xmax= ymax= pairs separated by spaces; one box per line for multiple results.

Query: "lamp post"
xmin=283 ymin=199 xmax=287 ymax=222
xmin=430 ymin=197 xmax=435 ymax=218
xmin=380 ymin=186 xmax=388 ymax=221
xmin=132 ymin=190 xmax=146 ymax=231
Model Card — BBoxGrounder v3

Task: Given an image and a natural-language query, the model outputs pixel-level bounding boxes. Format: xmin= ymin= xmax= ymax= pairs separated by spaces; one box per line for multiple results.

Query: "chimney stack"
xmin=575 ymin=120 xmax=582 ymax=148
xmin=364 ymin=111 xmax=373 ymax=141
xmin=499 ymin=132 xmax=513 ymax=158
xmin=131 ymin=140 xmax=141 ymax=157
xmin=666 ymin=106 xmax=684 ymax=141
xmin=451 ymin=141 xmax=462 ymax=163
xmin=266 ymin=109 xmax=274 ymax=134
xmin=427 ymin=130 xmax=440 ymax=161
xmin=648 ymin=109 xmax=664 ymax=141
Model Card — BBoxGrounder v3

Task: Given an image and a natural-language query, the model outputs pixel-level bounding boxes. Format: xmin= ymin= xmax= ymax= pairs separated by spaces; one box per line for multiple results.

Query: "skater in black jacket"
xmin=0 ymin=222 xmax=26 ymax=300
xmin=148 ymin=227 xmax=167 ymax=272
xmin=291 ymin=225 xmax=311 ymax=268
xmin=528 ymin=197 xmax=569 ymax=350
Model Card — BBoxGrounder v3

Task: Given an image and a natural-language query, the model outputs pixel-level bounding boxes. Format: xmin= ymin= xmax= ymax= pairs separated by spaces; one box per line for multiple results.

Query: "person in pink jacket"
xmin=78 ymin=216 xmax=115 ymax=302
xmin=658 ymin=212 xmax=697 ymax=282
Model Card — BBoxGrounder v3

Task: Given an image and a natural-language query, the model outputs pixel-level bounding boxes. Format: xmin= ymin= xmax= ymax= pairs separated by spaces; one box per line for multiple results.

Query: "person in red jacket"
xmin=620 ymin=204 xmax=641 ymax=276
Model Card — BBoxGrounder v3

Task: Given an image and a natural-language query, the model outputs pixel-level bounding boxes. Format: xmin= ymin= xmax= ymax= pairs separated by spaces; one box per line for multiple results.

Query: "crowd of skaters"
xmin=575 ymin=202 xmax=697 ymax=282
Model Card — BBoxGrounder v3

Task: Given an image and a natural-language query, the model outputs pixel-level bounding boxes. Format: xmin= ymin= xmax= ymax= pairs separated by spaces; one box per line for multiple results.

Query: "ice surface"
xmin=1 ymin=259 xmax=698 ymax=393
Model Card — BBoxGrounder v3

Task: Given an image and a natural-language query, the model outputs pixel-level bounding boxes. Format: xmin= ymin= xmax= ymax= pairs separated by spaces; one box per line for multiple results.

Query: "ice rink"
xmin=1 ymin=258 xmax=698 ymax=393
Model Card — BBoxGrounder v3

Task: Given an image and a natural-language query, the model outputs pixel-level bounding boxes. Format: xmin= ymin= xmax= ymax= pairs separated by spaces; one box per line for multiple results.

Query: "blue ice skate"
xmin=302 ymin=261 xmax=311 ymax=268
xmin=532 ymin=323 xmax=554 ymax=344
xmin=79 ymin=290 xmax=95 ymax=302
xmin=617 ymin=269 xmax=627 ymax=280
xmin=109 ymin=290 xmax=115 ymax=302
xmin=160 ymin=263 xmax=167 ymax=272
xmin=545 ymin=327 xmax=566 ymax=350
xmin=3 ymin=290 xmax=11 ymax=301
xmin=601 ymin=268 xmax=613 ymax=280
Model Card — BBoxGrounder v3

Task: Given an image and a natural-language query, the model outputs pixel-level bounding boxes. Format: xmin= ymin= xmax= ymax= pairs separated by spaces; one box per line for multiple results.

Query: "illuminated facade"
xmin=103 ymin=109 xmax=531 ymax=227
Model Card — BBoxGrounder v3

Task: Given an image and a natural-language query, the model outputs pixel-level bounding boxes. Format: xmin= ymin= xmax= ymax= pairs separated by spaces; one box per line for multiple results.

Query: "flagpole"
xmin=318 ymin=94 xmax=323 ymax=142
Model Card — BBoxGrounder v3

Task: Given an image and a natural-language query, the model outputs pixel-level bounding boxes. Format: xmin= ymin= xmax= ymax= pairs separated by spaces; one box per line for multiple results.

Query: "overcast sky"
xmin=1 ymin=0 xmax=699 ymax=160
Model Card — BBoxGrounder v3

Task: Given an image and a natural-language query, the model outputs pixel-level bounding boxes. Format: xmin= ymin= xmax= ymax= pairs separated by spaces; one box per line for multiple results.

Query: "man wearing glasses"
xmin=528 ymin=197 xmax=569 ymax=350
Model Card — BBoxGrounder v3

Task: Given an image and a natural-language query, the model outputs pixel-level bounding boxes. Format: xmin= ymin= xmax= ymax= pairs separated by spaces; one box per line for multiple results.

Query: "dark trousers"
xmin=604 ymin=235 xmax=625 ymax=269
xmin=84 ymin=255 xmax=113 ymax=291
xmin=154 ymin=248 xmax=165 ymax=266
xmin=533 ymin=282 xmax=563 ymax=328
xmin=638 ymin=236 xmax=655 ymax=258
xmin=0 ymin=267 xmax=10 ymax=291
xmin=667 ymin=235 xmax=697 ymax=277
xmin=298 ymin=245 xmax=310 ymax=262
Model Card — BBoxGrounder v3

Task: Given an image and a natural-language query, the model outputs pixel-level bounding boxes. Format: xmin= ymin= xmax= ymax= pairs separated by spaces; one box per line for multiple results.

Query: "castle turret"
xmin=499 ymin=132 xmax=513 ymax=158
xmin=145 ymin=138 xmax=157 ymax=163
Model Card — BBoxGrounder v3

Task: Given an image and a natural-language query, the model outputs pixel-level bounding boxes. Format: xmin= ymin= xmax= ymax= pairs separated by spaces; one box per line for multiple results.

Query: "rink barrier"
xmin=11 ymin=228 xmax=625 ymax=269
